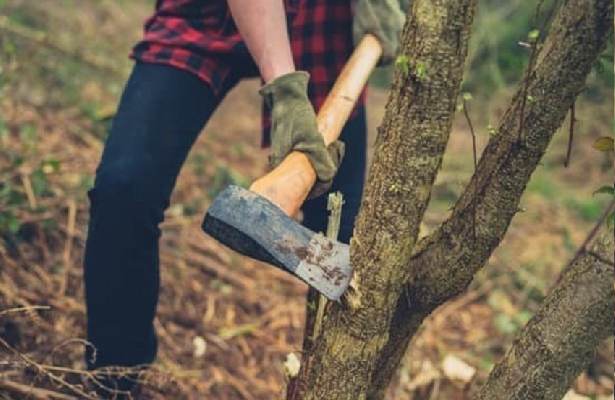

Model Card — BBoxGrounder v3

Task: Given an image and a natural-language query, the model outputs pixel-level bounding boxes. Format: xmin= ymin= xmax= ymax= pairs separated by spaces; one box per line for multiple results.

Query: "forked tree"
xmin=287 ymin=0 xmax=614 ymax=399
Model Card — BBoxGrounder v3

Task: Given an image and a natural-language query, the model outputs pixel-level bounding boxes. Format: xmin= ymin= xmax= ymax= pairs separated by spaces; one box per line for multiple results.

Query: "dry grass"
xmin=0 ymin=1 xmax=613 ymax=399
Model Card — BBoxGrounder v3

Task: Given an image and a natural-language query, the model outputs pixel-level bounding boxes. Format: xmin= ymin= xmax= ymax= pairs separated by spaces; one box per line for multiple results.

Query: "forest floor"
xmin=0 ymin=1 xmax=613 ymax=399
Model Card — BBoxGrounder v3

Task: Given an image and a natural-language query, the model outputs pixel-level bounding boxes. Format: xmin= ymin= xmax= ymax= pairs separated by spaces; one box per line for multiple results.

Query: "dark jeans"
xmin=83 ymin=62 xmax=367 ymax=369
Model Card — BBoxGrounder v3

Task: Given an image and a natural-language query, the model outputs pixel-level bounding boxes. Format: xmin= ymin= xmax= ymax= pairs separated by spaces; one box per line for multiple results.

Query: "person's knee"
xmin=88 ymin=156 xmax=166 ymax=218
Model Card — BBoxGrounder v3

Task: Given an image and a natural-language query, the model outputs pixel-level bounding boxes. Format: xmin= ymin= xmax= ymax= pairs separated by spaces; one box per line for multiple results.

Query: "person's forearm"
xmin=227 ymin=0 xmax=295 ymax=83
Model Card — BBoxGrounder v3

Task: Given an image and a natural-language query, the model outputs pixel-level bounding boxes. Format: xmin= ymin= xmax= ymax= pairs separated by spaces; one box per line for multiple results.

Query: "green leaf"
xmin=19 ymin=124 xmax=37 ymax=143
xmin=515 ymin=310 xmax=533 ymax=325
xmin=0 ymin=183 xmax=24 ymax=206
xmin=462 ymin=92 xmax=473 ymax=101
xmin=41 ymin=158 xmax=61 ymax=174
xmin=0 ymin=210 xmax=21 ymax=234
xmin=494 ymin=314 xmax=517 ymax=335
xmin=415 ymin=62 xmax=427 ymax=80
xmin=487 ymin=124 xmax=498 ymax=136
xmin=593 ymin=185 xmax=615 ymax=196
xmin=528 ymin=29 xmax=540 ymax=41
xmin=395 ymin=55 xmax=410 ymax=77
xmin=30 ymin=169 xmax=48 ymax=197
xmin=593 ymin=136 xmax=614 ymax=152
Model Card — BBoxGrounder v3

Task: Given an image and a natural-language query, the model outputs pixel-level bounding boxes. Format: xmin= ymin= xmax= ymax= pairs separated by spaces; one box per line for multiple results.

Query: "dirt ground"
xmin=0 ymin=1 xmax=613 ymax=399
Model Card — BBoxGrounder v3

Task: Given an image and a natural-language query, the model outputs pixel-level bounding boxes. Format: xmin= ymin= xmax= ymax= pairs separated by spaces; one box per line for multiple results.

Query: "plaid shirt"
xmin=131 ymin=0 xmax=365 ymax=146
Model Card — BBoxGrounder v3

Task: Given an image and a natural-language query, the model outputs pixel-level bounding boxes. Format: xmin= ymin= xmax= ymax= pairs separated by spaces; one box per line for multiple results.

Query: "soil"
xmin=0 ymin=1 xmax=612 ymax=399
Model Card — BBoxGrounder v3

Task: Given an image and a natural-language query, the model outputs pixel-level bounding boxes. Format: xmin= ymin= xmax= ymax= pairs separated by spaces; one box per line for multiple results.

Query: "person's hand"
xmin=353 ymin=0 xmax=409 ymax=64
xmin=260 ymin=71 xmax=345 ymax=198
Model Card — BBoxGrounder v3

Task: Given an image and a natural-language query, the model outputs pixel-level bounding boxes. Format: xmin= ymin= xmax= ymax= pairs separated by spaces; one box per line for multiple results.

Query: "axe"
xmin=202 ymin=35 xmax=382 ymax=300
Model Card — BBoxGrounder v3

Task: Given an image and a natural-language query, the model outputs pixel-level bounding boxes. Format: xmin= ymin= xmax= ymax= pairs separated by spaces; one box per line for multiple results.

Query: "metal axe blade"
xmin=202 ymin=185 xmax=352 ymax=300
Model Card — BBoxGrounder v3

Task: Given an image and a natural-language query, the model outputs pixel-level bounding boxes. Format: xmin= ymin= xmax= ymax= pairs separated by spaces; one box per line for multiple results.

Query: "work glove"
xmin=260 ymin=71 xmax=345 ymax=198
xmin=353 ymin=0 xmax=410 ymax=64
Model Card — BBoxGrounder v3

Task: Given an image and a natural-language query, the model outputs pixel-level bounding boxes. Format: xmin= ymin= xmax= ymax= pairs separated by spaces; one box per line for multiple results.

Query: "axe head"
xmin=202 ymin=185 xmax=352 ymax=300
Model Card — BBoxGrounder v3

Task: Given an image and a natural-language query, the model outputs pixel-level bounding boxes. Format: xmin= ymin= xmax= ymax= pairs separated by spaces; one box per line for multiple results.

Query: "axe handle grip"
xmin=250 ymin=34 xmax=383 ymax=216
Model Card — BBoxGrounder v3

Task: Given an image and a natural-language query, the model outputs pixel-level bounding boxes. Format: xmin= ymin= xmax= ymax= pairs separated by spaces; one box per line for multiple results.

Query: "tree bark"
xmin=367 ymin=0 xmax=613 ymax=393
xmin=475 ymin=230 xmax=614 ymax=400
xmin=290 ymin=1 xmax=477 ymax=399
xmin=290 ymin=0 xmax=613 ymax=398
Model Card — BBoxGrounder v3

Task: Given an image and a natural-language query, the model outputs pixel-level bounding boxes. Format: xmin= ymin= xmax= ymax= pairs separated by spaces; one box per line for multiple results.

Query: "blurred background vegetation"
xmin=0 ymin=1 xmax=613 ymax=399
xmin=372 ymin=0 xmax=614 ymax=100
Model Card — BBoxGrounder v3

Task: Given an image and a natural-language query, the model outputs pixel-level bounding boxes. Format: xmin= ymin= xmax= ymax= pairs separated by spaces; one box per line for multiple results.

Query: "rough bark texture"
xmin=292 ymin=1 xmax=477 ymax=399
xmin=476 ymin=231 xmax=614 ymax=400
xmin=367 ymin=0 xmax=613 ymax=391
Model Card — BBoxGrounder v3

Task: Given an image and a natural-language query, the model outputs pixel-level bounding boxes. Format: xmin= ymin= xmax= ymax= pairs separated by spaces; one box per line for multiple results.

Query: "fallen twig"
xmin=0 ymin=379 xmax=78 ymax=400
xmin=564 ymin=103 xmax=576 ymax=167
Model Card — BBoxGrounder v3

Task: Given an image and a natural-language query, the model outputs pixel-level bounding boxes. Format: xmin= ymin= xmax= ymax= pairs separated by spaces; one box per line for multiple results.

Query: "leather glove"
xmin=260 ymin=71 xmax=345 ymax=198
xmin=353 ymin=0 xmax=408 ymax=64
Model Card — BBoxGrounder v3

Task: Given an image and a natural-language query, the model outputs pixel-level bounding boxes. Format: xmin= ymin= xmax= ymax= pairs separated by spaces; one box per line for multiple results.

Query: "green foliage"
xmin=464 ymin=0 xmax=554 ymax=91
xmin=207 ymin=165 xmax=249 ymax=199
xmin=0 ymin=182 xmax=25 ymax=207
xmin=395 ymin=54 xmax=410 ymax=77
xmin=41 ymin=158 xmax=61 ymax=174
xmin=486 ymin=123 xmax=498 ymax=136
xmin=19 ymin=124 xmax=37 ymax=151
xmin=488 ymin=290 xmax=535 ymax=335
xmin=394 ymin=55 xmax=428 ymax=81
xmin=372 ymin=0 xmax=613 ymax=98
xmin=0 ymin=117 xmax=7 ymax=141
xmin=527 ymin=29 xmax=540 ymax=41
xmin=564 ymin=198 xmax=604 ymax=222
xmin=414 ymin=61 xmax=427 ymax=81
xmin=30 ymin=169 xmax=49 ymax=197
xmin=593 ymin=185 xmax=615 ymax=197
xmin=526 ymin=174 xmax=558 ymax=200
xmin=0 ymin=209 xmax=21 ymax=234
xmin=494 ymin=314 xmax=517 ymax=334
xmin=464 ymin=1 xmax=611 ymax=97
xmin=592 ymin=136 xmax=614 ymax=152
xmin=591 ymin=130 xmax=614 ymax=230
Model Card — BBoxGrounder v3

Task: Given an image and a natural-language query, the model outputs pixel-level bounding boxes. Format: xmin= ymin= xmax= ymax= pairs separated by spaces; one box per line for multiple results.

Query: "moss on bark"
xmin=290 ymin=0 xmax=613 ymax=398
xmin=291 ymin=1 xmax=477 ymax=399
xmin=369 ymin=0 xmax=613 ymax=393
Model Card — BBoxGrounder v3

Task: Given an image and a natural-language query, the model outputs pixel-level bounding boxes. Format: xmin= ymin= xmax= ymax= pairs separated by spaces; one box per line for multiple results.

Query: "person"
xmin=83 ymin=0 xmax=406 ymax=394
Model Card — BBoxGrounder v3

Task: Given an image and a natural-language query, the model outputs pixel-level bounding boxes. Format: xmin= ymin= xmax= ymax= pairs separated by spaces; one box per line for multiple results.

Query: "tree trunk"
xmin=290 ymin=1 xmax=477 ymax=399
xmin=368 ymin=0 xmax=613 ymax=393
xmin=475 ymin=230 xmax=614 ymax=400
xmin=290 ymin=0 xmax=613 ymax=398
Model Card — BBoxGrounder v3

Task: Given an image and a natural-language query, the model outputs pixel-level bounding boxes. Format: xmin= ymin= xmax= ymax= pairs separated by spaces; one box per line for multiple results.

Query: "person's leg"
xmin=301 ymin=107 xmax=367 ymax=244
xmin=83 ymin=62 xmax=227 ymax=370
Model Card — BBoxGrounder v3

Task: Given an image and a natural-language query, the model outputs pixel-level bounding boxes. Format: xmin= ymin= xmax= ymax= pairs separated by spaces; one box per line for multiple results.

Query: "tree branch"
xmin=368 ymin=0 xmax=613 ymax=391
xmin=410 ymin=0 xmax=613 ymax=311
xmin=475 ymin=230 xmax=614 ymax=400
xmin=292 ymin=1 xmax=478 ymax=398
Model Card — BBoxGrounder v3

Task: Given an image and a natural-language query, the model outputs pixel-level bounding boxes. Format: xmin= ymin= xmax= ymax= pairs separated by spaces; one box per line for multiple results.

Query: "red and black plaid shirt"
xmin=131 ymin=0 xmax=365 ymax=146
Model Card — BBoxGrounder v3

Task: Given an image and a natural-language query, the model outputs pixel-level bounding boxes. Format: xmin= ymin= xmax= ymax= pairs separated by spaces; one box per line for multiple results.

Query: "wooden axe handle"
xmin=250 ymin=34 xmax=383 ymax=216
